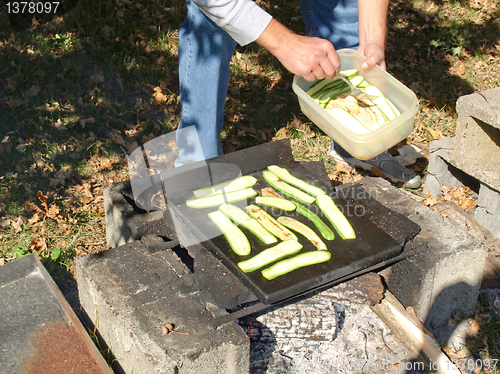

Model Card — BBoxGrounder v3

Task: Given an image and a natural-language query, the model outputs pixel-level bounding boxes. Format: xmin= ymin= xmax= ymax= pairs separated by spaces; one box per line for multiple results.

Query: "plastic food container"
xmin=292 ymin=49 xmax=419 ymax=160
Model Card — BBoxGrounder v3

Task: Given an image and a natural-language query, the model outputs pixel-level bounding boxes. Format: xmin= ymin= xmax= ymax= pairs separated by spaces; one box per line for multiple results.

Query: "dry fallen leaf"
xmin=334 ymin=162 xmax=351 ymax=175
xmin=8 ymin=98 xmax=24 ymax=108
xmin=370 ymin=166 xmax=386 ymax=179
xmin=53 ymin=119 xmax=67 ymax=130
xmin=37 ymin=191 xmax=49 ymax=211
xmin=28 ymin=212 xmax=42 ymax=225
xmin=152 ymin=86 xmax=167 ymax=105
xmin=422 ymin=196 xmax=441 ymax=207
xmin=23 ymin=200 xmax=44 ymax=214
xmin=0 ymin=219 xmax=12 ymax=229
xmin=50 ymin=168 xmax=72 ymax=186
xmin=466 ymin=318 xmax=481 ymax=337
xmin=441 ymin=185 xmax=477 ymax=210
xmin=427 ymin=128 xmax=443 ymax=140
xmin=11 ymin=217 xmax=23 ymax=232
xmin=91 ymin=72 xmax=105 ymax=84
xmin=0 ymin=136 xmax=12 ymax=156
xmin=274 ymin=127 xmax=288 ymax=138
xmin=25 ymin=85 xmax=40 ymax=98
xmin=30 ymin=237 xmax=47 ymax=254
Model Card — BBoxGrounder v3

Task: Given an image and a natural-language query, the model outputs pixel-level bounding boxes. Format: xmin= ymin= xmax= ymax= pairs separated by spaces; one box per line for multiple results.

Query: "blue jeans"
xmin=176 ymin=0 xmax=359 ymax=165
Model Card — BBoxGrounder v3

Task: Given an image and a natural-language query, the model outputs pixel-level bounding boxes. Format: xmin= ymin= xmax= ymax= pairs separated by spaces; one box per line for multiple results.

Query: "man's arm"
xmin=357 ymin=0 xmax=389 ymax=70
xmin=256 ymin=19 xmax=341 ymax=82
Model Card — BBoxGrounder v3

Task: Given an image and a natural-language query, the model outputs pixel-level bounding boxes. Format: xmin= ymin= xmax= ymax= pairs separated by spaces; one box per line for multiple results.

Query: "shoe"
xmin=329 ymin=144 xmax=422 ymax=189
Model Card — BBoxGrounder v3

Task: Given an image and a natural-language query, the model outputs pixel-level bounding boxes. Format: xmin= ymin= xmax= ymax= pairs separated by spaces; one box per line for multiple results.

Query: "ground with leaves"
xmin=1 ymin=0 xmax=499 ymax=370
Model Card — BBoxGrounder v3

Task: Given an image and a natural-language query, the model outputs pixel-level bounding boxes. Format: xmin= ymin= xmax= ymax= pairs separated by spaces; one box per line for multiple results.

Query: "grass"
xmin=1 ymin=0 xmax=500 ymax=369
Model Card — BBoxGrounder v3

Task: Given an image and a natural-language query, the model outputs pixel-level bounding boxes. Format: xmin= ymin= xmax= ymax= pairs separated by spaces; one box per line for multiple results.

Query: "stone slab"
xmin=476 ymin=182 xmax=500 ymax=239
xmin=0 ymin=253 xmax=112 ymax=374
xmin=449 ymin=88 xmax=500 ymax=191
xmin=75 ymin=238 xmax=250 ymax=374
xmin=360 ymin=176 xmax=487 ymax=345
xmin=423 ymin=137 xmax=462 ymax=197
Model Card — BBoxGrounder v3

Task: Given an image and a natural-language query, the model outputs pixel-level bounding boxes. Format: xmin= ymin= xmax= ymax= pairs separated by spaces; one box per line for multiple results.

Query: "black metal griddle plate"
xmin=169 ymin=162 xmax=402 ymax=305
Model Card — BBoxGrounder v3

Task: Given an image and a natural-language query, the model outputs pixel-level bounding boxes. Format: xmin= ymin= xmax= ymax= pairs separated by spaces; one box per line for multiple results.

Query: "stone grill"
xmin=75 ymin=138 xmax=488 ymax=374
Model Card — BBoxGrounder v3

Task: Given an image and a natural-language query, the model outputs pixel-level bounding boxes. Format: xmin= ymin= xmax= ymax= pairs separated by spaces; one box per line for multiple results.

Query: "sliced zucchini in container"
xmin=306 ymin=78 xmax=343 ymax=98
xmin=193 ymin=175 xmax=258 ymax=198
xmin=364 ymin=85 xmax=399 ymax=121
xmin=237 ymin=240 xmax=302 ymax=273
xmin=339 ymin=68 xmax=359 ymax=79
xmin=246 ymin=204 xmax=298 ymax=241
xmin=357 ymin=78 xmax=370 ymax=88
xmin=208 ymin=211 xmax=251 ymax=256
xmin=267 ymin=165 xmax=326 ymax=197
xmin=294 ymin=203 xmax=335 ymax=240
xmin=186 ymin=188 xmax=257 ymax=209
xmin=348 ymin=75 xmax=365 ymax=87
xmin=328 ymin=107 xmax=371 ymax=134
xmin=255 ymin=196 xmax=296 ymax=211
xmin=277 ymin=216 xmax=327 ymax=250
xmin=317 ymin=85 xmax=351 ymax=107
xmin=219 ymin=204 xmax=277 ymax=245
xmin=262 ymin=170 xmax=315 ymax=205
xmin=316 ymin=195 xmax=356 ymax=240
xmin=261 ymin=250 xmax=332 ymax=280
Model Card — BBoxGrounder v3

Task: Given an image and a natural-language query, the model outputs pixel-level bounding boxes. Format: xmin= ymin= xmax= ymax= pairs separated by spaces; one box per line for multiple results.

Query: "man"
xmin=175 ymin=0 xmax=421 ymax=188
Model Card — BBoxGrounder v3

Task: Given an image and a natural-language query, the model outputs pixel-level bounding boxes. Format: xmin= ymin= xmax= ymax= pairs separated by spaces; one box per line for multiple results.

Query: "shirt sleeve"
xmin=193 ymin=0 xmax=273 ymax=46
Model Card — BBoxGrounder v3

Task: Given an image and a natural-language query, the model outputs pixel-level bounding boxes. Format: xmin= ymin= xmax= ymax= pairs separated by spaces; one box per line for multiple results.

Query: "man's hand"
xmin=256 ymin=19 xmax=341 ymax=82
xmin=358 ymin=0 xmax=389 ymax=70
xmin=358 ymin=42 xmax=386 ymax=70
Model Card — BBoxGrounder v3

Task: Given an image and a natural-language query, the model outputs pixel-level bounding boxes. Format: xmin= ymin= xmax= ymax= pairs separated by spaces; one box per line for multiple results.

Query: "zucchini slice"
xmin=237 ymin=240 xmax=302 ymax=273
xmin=339 ymin=68 xmax=359 ymax=79
xmin=306 ymin=78 xmax=343 ymax=98
xmin=277 ymin=216 xmax=327 ymax=251
xmin=245 ymin=204 xmax=298 ymax=241
xmin=364 ymin=85 xmax=399 ymax=121
xmin=208 ymin=211 xmax=251 ymax=256
xmin=327 ymin=107 xmax=371 ymax=134
xmin=219 ymin=204 xmax=277 ymax=245
xmin=261 ymin=250 xmax=332 ymax=280
xmin=193 ymin=175 xmax=258 ymax=198
xmin=316 ymin=195 xmax=356 ymax=240
xmin=261 ymin=187 xmax=284 ymax=198
xmin=349 ymin=75 xmax=365 ymax=87
xmin=316 ymin=85 xmax=351 ymax=108
xmin=255 ymin=196 xmax=296 ymax=211
xmin=267 ymin=165 xmax=326 ymax=197
xmin=262 ymin=170 xmax=315 ymax=205
xmin=186 ymin=188 xmax=257 ymax=209
xmin=294 ymin=203 xmax=335 ymax=240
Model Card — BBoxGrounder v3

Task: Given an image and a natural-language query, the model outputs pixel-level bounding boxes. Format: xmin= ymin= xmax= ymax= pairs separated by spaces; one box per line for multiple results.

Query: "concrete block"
xmin=423 ymin=137 xmax=481 ymax=198
xmin=360 ymin=176 xmax=487 ymax=345
xmin=449 ymin=88 xmax=500 ymax=191
xmin=476 ymin=182 xmax=500 ymax=239
xmin=75 ymin=238 xmax=249 ymax=374
xmin=0 ymin=254 xmax=112 ymax=374
xmin=423 ymin=137 xmax=463 ymax=197
xmin=104 ymin=181 xmax=175 ymax=248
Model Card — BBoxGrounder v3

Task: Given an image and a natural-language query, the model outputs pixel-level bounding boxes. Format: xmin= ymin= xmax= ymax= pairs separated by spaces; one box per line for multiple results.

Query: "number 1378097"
xmin=6 ymin=2 xmax=60 ymax=14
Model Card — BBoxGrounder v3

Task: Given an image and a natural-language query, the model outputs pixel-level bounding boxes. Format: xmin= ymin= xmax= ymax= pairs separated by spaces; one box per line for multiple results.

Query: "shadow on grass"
xmin=386 ymin=0 xmax=500 ymax=111
xmin=0 ymin=0 xmax=304 ymax=218
xmin=0 ymin=0 xmax=499 ymax=256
